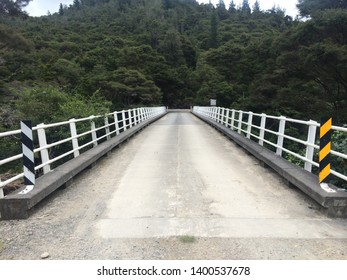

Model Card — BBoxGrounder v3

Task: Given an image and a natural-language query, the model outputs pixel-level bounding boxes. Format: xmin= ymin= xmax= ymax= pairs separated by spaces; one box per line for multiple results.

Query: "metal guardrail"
xmin=0 ymin=107 xmax=166 ymax=197
xmin=193 ymin=106 xmax=347 ymax=185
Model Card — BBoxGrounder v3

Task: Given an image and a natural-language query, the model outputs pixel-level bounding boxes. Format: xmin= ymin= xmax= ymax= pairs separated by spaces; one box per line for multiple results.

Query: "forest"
xmin=0 ymin=0 xmax=346 ymax=128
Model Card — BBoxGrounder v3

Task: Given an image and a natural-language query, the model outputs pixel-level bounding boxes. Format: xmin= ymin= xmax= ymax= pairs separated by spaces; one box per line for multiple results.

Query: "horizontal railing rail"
xmin=193 ymin=106 xmax=347 ymax=186
xmin=0 ymin=107 xmax=166 ymax=197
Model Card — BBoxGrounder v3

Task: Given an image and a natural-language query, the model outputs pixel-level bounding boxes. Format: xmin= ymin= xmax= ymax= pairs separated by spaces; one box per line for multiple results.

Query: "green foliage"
xmin=15 ymin=86 xmax=111 ymax=125
xmin=179 ymin=235 xmax=196 ymax=243
xmin=0 ymin=0 xmax=345 ymax=118
xmin=100 ymin=67 xmax=162 ymax=108
xmin=331 ymin=128 xmax=347 ymax=188
xmin=297 ymin=0 xmax=347 ymax=17
xmin=0 ymin=0 xmax=31 ymax=17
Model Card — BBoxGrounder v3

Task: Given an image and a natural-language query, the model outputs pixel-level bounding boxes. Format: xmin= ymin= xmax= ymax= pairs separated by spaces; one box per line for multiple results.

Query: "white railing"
xmin=0 ymin=107 xmax=166 ymax=197
xmin=193 ymin=106 xmax=347 ymax=184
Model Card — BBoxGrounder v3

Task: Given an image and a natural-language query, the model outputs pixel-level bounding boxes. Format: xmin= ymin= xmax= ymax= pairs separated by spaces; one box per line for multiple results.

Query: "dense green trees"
xmin=0 ymin=0 xmax=31 ymax=17
xmin=297 ymin=0 xmax=347 ymax=17
xmin=0 ymin=0 xmax=346 ymax=128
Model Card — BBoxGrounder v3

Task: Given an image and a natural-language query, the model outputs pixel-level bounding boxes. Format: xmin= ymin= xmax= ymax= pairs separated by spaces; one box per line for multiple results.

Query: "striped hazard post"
xmin=20 ymin=120 xmax=35 ymax=194
xmin=319 ymin=117 xmax=332 ymax=185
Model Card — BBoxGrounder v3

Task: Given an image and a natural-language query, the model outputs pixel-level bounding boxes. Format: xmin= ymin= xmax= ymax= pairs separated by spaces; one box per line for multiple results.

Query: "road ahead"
xmin=1 ymin=112 xmax=347 ymax=259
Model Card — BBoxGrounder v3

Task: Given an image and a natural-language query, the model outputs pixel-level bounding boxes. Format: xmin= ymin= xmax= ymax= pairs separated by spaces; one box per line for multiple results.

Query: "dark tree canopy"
xmin=297 ymin=0 xmax=347 ymax=17
xmin=0 ymin=0 xmax=31 ymax=17
xmin=0 ymin=0 xmax=346 ymax=126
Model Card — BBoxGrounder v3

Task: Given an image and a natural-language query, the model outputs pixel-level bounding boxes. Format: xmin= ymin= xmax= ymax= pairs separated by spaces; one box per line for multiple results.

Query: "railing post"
xmin=276 ymin=116 xmax=286 ymax=157
xmin=128 ymin=109 xmax=133 ymax=128
xmin=104 ymin=117 xmax=111 ymax=140
xmin=37 ymin=123 xmax=51 ymax=174
xmin=121 ymin=110 xmax=127 ymax=131
xmin=231 ymin=109 xmax=235 ymax=130
xmin=142 ymin=108 xmax=146 ymax=120
xmin=149 ymin=108 xmax=152 ymax=119
xmin=238 ymin=111 xmax=243 ymax=134
xmin=217 ymin=107 xmax=221 ymax=123
xmin=220 ymin=108 xmax=225 ymax=124
xmin=137 ymin=108 xmax=141 ymax=123
xmin=225 ymin=109 xmax=230 ymax=128
xmin=140 ymin=108 xmax=144 ymax=122
xmin=69 ymin=119 xmax=80 ymax=158
xmin=305 ymin=120 xmax=318 ymax=172
xmin=259 ymin=113 xmax=267 ymax=146
xmin=0 ymin=179 xmax=4 ymax=198
xmin=90 ymin=117 xmax=98 ymax=147
xmin=214 ymin=107 xmax=218 ymax=121
xmin=133 ymin=109 xmax=137 ymax=125
xmin=113 ymin=112 xmax=120 ymax=136
xmin=246 ymin=112 xmax=253 ymax=139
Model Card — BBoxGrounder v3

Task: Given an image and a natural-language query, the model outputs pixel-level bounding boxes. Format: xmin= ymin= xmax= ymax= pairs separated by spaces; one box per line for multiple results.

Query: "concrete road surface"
xmin=0 ymin=112 xmax=346 ymax=259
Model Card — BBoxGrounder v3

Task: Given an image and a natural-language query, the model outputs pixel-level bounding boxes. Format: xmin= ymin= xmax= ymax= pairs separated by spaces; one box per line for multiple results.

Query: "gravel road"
xmin=0 ymin=113 xmax=346 ymax=260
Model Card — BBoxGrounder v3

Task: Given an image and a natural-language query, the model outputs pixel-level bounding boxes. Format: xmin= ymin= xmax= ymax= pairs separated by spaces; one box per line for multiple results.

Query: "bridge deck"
xmin=0 ymin=112 xmax=346 ymax=259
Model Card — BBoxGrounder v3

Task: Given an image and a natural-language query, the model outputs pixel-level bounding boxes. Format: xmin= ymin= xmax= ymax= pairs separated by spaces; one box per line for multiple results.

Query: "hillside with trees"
xmin=0 ymin=0 xmax=346 ymax=129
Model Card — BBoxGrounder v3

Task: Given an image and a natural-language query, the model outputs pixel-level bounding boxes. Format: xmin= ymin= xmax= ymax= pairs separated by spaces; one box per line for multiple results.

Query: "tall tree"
xmin=73 ymin=0 xmax=81 ymax=9
xmin=0 ymin=0 xmax=31 ymax=17
xmin=297 ymin=0 xmax=347 ymax=17
xmin=58 ymin=3 xmax=64 ymax=16
xmin=217 ymin=0 xmax=228 ymax=20
xmin=209 ymin=9 xmax=218 ymax=49
xmin=252 ymin=0 xmax=261 ymax=14
xmin=241 ymin=0 xmax=251 ymax=16
xmin=228 ymin=0 xmax=236 ymax=15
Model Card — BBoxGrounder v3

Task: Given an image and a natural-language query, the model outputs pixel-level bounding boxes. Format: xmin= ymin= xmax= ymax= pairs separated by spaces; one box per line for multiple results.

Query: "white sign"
xmin=210 ymin=99 xmax=217 ymax=106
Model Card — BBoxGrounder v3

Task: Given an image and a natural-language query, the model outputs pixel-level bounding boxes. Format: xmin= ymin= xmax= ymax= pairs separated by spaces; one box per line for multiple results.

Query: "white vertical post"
xmin=113 ymin=112 xmax=120 ymax=136
xmin=128 ymin=109 xmax=133 ymax=128
xmin=305 ymin=120 xmax=318 ymax=172
xmin=238 ymin=111 xmax=243 ymax=134
xmin=246 ymin=112 xmax=253 ymax=139
xmin=276 ymin=116 xmax=286 ymax=157
xmin=133 ymin=109 xmax=137 ymax=125
xmin=122 ymin=110 xmax=127 ymax=131
xmin=137 ymin=108 xmax=141 ymax=123
xmin=225 ymin=109 xmax=230 ymax=127
xmin=37 ymin=123 xmax=51 ymax=174
xmin=220 ymin=108 xmax=225 ymax=124
xmin=104 ymin=117 xmax=111 ymax=140
xmin=214 ymin=107 xmax=218 ymax=121
xmin=147 ymin=108 xmax=150 ymax=119
xmin=143 ymin=108 xmax=146 ymax=120
xmin=217 ymin=107 xmax=221 ymax=123
xmin=90 ymin=117 xmax=98 ymax=147
xmin=259 ymin=113 xmax=267 ymax=146
xmin=0 ymin=179 xmax=4 ymax=198
xmin=140 ymin=108 xmax=144 ymax=122
xmin=231 ymin=109 xmax=235 ymax=130
xmin=69 ymin=119 xmax=80 ymax=158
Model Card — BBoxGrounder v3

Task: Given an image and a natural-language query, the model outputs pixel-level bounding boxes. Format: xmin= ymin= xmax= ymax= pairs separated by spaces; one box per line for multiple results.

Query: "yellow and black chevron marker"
xmin=319 ymin=117 xmax=332 ymax=184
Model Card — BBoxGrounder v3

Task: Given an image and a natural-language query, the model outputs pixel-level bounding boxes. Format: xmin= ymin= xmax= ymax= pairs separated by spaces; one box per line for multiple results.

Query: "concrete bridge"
xmin=0 ymin=109 xmax=347 ymax=259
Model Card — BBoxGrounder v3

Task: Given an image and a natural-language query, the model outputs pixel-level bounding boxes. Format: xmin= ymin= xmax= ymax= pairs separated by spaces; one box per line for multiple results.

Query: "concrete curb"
xmin=0 ymin=112 xmax=167 ymax=220
xmin=192 ymin=111 xmax=347 ymax=218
